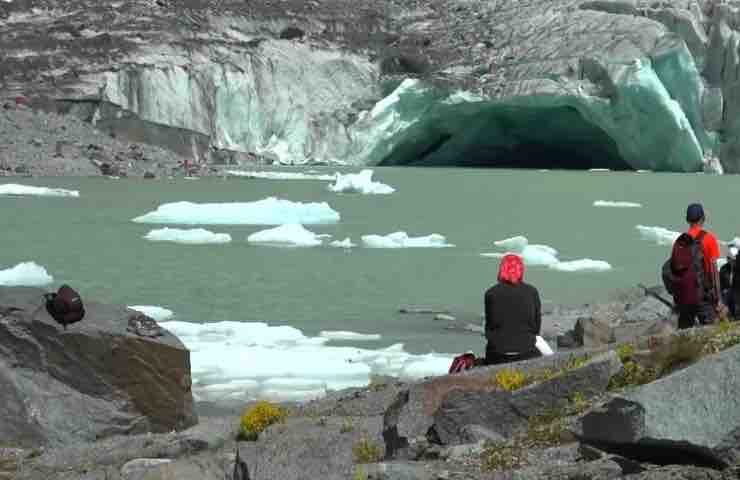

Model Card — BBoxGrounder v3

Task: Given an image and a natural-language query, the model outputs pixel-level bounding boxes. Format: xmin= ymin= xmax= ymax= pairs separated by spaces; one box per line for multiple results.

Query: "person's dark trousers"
xmin=485 ymin=348 xmax=541 ymax=365
xmin=677 ymin=302 xmax=716 ymax=329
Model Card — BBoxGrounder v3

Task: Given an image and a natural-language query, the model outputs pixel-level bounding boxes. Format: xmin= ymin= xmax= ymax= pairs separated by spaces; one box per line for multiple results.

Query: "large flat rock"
xmin=0 ymin=286 xmax=196 ymax=447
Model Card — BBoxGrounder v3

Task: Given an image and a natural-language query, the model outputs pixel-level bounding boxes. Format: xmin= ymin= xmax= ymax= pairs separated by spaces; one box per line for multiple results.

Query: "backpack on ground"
xmin=448 ymin=353 xmax=477 ymax=374
xmin=663 ymin=231 xmax=709 ymax=306
xmin=44 ymin=284 xmax=85 ymax=330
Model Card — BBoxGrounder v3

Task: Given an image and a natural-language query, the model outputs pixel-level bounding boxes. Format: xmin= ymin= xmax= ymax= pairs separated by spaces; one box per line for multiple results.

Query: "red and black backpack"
xmin=663 ymin=232 xmax=710 ymax=306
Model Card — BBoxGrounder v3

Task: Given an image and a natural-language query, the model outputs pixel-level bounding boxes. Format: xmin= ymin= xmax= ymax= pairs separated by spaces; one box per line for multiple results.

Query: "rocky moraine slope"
xmin=2 ymin=0 xmax=740 ymax=173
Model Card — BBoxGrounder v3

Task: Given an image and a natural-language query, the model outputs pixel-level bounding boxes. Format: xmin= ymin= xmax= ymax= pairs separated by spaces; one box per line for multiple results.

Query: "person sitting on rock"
xmin=720 ymin=242 xmax=740 ymax=320
xmin=484 ymin=254 xmax=542 ymax=365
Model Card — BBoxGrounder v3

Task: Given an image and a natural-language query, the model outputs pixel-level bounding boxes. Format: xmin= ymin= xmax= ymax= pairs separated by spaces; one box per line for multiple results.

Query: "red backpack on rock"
xmin=44 ymin=284 xmax=85 ymax=330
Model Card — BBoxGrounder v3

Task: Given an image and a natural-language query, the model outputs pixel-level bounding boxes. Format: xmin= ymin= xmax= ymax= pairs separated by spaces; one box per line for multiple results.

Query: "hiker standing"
xmin=484 ymin=254 xmax=542 ymax=365
xmin=720 ymin=242 xmax=740 ymax=320
xmin=668 ymin=203 xmax=722 ymax=329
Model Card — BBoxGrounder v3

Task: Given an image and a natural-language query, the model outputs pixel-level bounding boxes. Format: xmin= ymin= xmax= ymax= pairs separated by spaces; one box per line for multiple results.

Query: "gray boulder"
xmin=0 ymin=286 xmax=196 ymax=447
xmin=383 ymin=352 xmax=621 ymax=454
xmin=433 ymin=352 xmax=621 ymax=445
xmin=581 ymin=344 xmax=740 ymax=467
xmin=495 ymin=457 xmax=625 ymax=480
xmin=574 ymin=317 xmax=615 ymax=348
xmin=713 ymin=425 xmax=740 ymax=467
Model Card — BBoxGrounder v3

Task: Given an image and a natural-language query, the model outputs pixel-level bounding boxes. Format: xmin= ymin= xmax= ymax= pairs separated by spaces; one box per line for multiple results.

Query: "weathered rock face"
xmin=581 ymin=344 xmax=740 ymax=467
xmin=0 ymin=286 xmax=197 ymax=447
xmin=2 ymin=0 xmax=740 ymax=172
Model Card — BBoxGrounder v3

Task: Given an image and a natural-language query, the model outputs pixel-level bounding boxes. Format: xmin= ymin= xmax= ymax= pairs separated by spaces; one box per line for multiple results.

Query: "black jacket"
xmin=484 ymin=282 xmax=541 ymax=354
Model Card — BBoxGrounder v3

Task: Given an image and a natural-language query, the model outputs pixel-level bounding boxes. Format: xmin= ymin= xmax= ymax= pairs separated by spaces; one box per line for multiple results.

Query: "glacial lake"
xmin=1 ymin=168 xmax=737 ymax=401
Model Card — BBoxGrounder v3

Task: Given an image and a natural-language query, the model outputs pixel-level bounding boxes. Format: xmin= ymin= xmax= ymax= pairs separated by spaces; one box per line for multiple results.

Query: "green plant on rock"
xmin=650 ymin=334 xmax=705 ymax=378
xmin=238 ymin=401 xmax=288 ymax=441
xmin=525 ymin=408 xmax=573 ymax=447
xmin=481 ymin=441 xmax=526 ymax=472
xmin=340 ymin=417 xmax=355 ymax=433
xmin=616 ymin=343 xmax=636 ymax=363
xmin=352 ymin=435 xmax=383 ymax=464
xmin=493 ymin=368 xmax=529 ymax=391
xmin=353 ymin=465 xmax=367 ymax=480
xmin=568 ymin=391 xmax=591 ymax=415
xmin=608 ymin=360 xmax=657 ymax=390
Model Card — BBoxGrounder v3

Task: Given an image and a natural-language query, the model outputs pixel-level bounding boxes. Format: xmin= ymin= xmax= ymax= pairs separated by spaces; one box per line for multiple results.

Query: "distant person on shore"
xmin=720 ymin=242 xmax=740 ymax=319
xmin=484 ymin=254 xmax=543 ymax=365
xmin=666 ymin=203 xmax=722 ymax=329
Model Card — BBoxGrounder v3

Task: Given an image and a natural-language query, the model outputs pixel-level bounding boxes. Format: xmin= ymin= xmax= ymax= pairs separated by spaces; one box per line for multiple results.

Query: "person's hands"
xmin=716 ymin=303 xmax=729 ymax=320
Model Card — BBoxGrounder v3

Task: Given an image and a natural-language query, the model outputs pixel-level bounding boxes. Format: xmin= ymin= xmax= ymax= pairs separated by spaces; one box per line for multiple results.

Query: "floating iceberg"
xmin=329 ymin=238 xmax=356 ymax=248
xmin=143 ymin=227 xmax=232 ymax=245
xmin=0 ymin=184 xmax=79 ymax=198
xmin=328 ymin=169 xmax=395 ymax=195
xmin=226 ymin=170 xmax=335 ymax=181
xmin=593 ymin=200 xmax=643 ymax=208
xmin=549 ymin=259 xmax=613 ymax=272
xmin=361 ymin=232 xmax=454 ymax=248
xmin=247 ymin=224 xmax=328 ymax=247
xmin=636 ymin=225 xmax=680 ymax=246
xmin=0 ymin=262 xmax=53 ymax=286
xmin=319 ymin=331 xmax=382 ymax=341
xmin=132 ymin=197 xmax=340 ymax=225
xmin=483 ymin=235 xmax=611 ymax=272
xmin=160 ymin=320 xmax=453 ymax=402
xmin=127 ymin=305 xmax=175 ymax=322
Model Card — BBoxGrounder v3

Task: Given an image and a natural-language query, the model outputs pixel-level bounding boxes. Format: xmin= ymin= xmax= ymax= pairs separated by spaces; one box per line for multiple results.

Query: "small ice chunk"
xmin=0 ymin=184 xmax=79 ymax=198
xmin=328 ymin=170 xmax=395 ymax=195
xmin=127 ymin=305 xmax=174 ymax=321
xmin=636 ymin=225 xmax=680 ymax=246
xmin=143 ymin=227 xmax=232 ymax=245
xmin=361 ymin=232 xmax=454 ymax=248
xmin=0 ymin=262 xmax=53 ymax=286
xmin=549 ymin=259 xmax=613 ymax=272
xmin=329 ymin=238 xmax=356 ymax=248
xmin=226 ymin=170 xmax=335 ymax=181
xmin=132 ymin=197 xmax=340 ymax=225
xmin=593 ymin=200 xmax=643 ymax=208
xmin=489 ymin=236 xmax=558 ymax=266
xmin=319 ymin=331 xmax=382 ymax=341
xmin=247 ymin=224 xmax=325 ymax=247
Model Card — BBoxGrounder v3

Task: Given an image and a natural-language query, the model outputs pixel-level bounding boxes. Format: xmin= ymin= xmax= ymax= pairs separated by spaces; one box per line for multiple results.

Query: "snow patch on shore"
xmin=361 ymin=232 xmax=454 ymax=248
xmin=328 ymin=170 xmax=395 ymax=195
xmin=0 ymin=262 xmax=53 ymax=286
xmin=144 ymin=228 xmax=232 ymax=244
xmin=0 ymin=184 xmax=79 ymax=198
xmin=132 ymin=197 xmax=340 ymax=225
xmin=161 ymin=320 xmax=452 ymax=402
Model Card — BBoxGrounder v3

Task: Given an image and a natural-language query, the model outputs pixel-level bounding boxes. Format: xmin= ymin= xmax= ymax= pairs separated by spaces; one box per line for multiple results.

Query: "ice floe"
xmin=160 ymin=320 xmax=453 ymax=402
xmin=328 ymin=169 xmax=395 ymax=195
xmin=635 ymin=225 xmax=680 ymax=246
xmin=247 ymin=224 xmax=328 ymax=247
xmin=361 ymin=232 xmax=454 ymax=248
xmin=329 ymin=238 xmax=356 ymax=248
xmin=0 ymin=262 xmax=53 ymax=286
xmin=0 ymin=184 xmax=79 ymax=198
xmin=132 ymin=197 xmax=340 ymax=225
xmin=226 ymin=170 xmax=335 ymax=181
xmin=482 ymin=236 xmax=612 ymax=272
xmin=319 ymin=331 xmax=382 ymax=341
xmin=127 ymin=305 xmax=175 ymax=322
xmin=143 ymin=227 xmax=232 ymax=245
xmin=593 ymin=200 xmax=643 ymax=208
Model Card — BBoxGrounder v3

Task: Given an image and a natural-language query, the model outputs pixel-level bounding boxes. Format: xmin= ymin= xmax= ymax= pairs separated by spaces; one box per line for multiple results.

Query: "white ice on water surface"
xmin=361 ymin=232 xmax=454 ymax=248
xmin=329 ymin=238 xmax=356 ymax=248
xmin=328 ymin=170 xmax=395 ymax=195
xmin=593 ymin=200 xmax=643 ymax=208
xmin=160 ymin=320 xmax=452 ymax=402
xmin=319 ymin=331 xmax=382 ymax=341
xmin=482 ymin=236 xmax=612 ymax=272
xmin=226 ymin=170 xmax=335 ymax=181
xmin=144 ymin=228 xmax=232 ymax=244
xmin=132 ymin=197 xmax=340 ymax=225
xmin=0 ymin=184 xmax=79 ymax=198
xmin=247 ymin=224 xmax=329 ymax=247
xmin=635 ymin=225 xmax=680 ymax=246
xmin=0 ymin=262 xmax=53 ymax=286
xmin=128 ymin=305 xmax=175 ymax=321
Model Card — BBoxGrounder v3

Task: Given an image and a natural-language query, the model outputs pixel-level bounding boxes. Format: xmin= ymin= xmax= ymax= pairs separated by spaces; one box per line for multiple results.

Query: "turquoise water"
xmin=1 ymin=168 xmax=737 ymax=355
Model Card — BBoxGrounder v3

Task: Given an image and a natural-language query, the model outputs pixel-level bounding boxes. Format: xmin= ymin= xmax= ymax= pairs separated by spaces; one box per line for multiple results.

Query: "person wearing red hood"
xmin=484 ymin=254 xmax=542 ymax=365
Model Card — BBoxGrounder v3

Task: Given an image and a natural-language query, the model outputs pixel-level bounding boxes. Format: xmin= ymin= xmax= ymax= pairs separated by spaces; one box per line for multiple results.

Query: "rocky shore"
xmin=2 ymin=285 xmax=740 ymax=480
